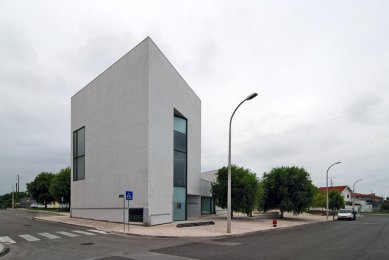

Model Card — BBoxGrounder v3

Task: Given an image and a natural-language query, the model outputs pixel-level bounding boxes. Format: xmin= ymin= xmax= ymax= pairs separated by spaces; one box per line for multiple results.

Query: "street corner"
xmin=0 ymin=243 xmax=9 ymax=257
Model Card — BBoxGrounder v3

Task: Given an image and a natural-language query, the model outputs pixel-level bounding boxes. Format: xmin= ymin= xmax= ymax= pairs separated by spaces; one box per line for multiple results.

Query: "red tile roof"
xmin=318 ymin=186 xmax=348 ymax=193
xmin=352 ymin=193 xmax=383 ymax=200
xmin=352 ymin=192 xmax=366 ymax=197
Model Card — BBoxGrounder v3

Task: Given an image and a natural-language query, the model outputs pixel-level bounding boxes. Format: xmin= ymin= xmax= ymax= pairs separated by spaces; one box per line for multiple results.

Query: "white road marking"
xmin=56 ymin=231 xmax=79 ymax=237
xmin=19 ymin=234 xmax=40 ymax=242
xmin=72 ymin=230 xmax=96 ymax=236
xmin=202 ymin=241 xmax=241 ymax=246
xmin=87 ymin=229 xmax=108 ymax=234
xmin=38 ymin=232 xmax=60 ymax=239
xmin=0 ymin=236 xmax=16 ymax=244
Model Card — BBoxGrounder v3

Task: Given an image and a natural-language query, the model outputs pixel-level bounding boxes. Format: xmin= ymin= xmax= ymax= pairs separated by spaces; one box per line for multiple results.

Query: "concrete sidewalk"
xmin=35 ymin=212 xmax=330 ymax=238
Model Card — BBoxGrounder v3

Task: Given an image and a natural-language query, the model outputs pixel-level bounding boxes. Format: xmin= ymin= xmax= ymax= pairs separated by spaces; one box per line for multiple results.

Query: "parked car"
xmin=338 ymin=209 xmax=355 ymax=220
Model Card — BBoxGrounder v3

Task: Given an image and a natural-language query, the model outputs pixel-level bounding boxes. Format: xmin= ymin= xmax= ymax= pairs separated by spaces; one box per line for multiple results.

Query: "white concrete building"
xmin=71 ymin=37 xmax=204 ymax=226
xmin=319 ymin=185 xmax=353 ymax=203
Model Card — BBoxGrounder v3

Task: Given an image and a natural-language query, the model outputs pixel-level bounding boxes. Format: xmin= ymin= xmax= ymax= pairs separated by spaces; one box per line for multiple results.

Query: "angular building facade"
xmin=71 ymin=37 xmax=202 ymax=226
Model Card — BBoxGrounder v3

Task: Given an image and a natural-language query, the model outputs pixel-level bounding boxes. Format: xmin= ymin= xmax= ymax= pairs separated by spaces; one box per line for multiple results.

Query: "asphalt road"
xmin=0 ymin=209 xmax=202 ymax=260
xmin=155 ymin=214 xmax=389 ymax=260
xmin=1 ymin=210 xmax=388 ymax=260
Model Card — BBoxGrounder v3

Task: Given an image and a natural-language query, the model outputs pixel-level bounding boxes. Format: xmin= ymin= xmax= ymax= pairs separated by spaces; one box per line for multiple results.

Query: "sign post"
xmin=126 ymin=191 xmax=133 ymax=232
xmin=119 ymin=194 xmax=124 ymax=232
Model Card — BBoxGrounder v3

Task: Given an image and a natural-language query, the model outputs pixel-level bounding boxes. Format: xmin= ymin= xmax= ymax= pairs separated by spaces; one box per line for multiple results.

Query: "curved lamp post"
xmin=326 ymin=161 xmax=341 ymax=220
xmin=227 ymin=92 xmax=258 ymax=233
xmin=352 ymin=179 xmax=363 ymax=213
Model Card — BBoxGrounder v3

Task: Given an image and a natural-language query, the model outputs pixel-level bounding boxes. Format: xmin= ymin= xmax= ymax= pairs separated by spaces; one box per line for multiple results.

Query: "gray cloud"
xmin=1 ymin=0 xmax=389 ymax=198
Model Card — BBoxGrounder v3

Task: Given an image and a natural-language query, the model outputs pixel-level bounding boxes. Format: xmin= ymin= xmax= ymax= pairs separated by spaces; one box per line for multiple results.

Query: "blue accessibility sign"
xmin=126 ymin=191 xmax=133 ymax=201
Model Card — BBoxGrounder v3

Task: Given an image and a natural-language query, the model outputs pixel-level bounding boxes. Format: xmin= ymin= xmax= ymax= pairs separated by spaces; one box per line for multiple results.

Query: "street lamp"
xmin=326 ymin=161 xmax=341 ymax=220
xmin=352 ymin=179 xmax=363 ymax=213
xmin=227 ymin=92 xmax=258 ymax=233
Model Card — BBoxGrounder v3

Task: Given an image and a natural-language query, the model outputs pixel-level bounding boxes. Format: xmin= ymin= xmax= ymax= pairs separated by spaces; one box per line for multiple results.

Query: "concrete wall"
xmin=71 ymin=39 xmax=150 ymax=222
xmin=148 ymin=38 xmax=201 ymax=225
xmin=200 ymin=170 xmax=217 ymax=196
xmin=342 ymin=188 xmax=352 ymax=203
xmin=187 ymin=195 xmax=201 ymax=218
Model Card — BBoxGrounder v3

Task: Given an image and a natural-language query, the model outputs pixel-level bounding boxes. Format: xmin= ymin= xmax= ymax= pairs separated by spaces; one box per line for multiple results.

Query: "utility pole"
xmin=14 ymin=174 xmax=20 ymax=208
xmin=15 ymin=182 xmax=18 ymax=208
xmin=12 ymin=183 xmax=14 ymax=209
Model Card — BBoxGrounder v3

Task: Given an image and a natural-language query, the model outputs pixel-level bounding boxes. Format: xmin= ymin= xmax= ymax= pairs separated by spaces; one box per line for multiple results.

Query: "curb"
xmin=34 ymin=216 xmax=333 ymax=239
xmin=0 ymin=243 xmax=9 ymax=257
xmin=112 ymin=219 xmax=334 ymax=239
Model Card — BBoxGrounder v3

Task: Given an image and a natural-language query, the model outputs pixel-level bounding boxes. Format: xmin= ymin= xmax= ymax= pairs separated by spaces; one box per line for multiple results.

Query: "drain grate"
xmin=176 ymin=221 xmax=215 ymax=228
xmin=94 ymin=257 xmax=133 ymax=260
xmin=80 ymin=242 xmax=94 ymax=246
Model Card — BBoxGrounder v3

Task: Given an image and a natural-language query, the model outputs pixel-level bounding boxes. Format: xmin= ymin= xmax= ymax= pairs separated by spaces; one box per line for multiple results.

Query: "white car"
xmin=337 ymin=209 xmax=355 ymax=220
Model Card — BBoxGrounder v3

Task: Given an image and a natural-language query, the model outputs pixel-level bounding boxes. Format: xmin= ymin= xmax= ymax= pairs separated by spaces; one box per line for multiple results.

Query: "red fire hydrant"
xmin=272 ymin=219 xmax=277 ymax=227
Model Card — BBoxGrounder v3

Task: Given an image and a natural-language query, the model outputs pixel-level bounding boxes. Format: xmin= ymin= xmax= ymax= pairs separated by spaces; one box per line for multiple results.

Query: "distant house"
xmin=352 ymin=193 xmax=384 ymax=211
xmin=318 ymin=186 xmax=353 ymax=203
xmin=19 ymin=198 xmax=36 ymax=208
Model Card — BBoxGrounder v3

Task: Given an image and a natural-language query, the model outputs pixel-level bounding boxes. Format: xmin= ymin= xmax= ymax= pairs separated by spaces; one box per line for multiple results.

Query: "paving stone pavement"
xmin=35 ymin=212 xmax=330 ymax=237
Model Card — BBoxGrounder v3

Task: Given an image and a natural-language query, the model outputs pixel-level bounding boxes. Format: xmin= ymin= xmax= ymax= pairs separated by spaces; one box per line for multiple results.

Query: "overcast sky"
xmin=1 ymin=1 xmax=388 ymax=198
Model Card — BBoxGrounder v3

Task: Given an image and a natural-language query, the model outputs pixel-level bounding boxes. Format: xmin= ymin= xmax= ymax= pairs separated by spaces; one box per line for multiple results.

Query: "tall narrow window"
xmin=173 ymin=114 xmax=187 ymax=221
xmin=73 ymin=127 xmax=85 ymax=181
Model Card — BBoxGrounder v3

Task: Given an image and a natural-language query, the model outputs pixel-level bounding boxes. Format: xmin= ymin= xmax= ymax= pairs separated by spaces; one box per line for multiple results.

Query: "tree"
xmin=26 ymin=172 xmax=55 ymax=208
xmin=256 ymin=181 xmax=265 ymax=212
xmin=312 ymin=188 xmax=326 ymax=211
xmin=211 ymin=165 xmax=260 ymax=217
xmin=0 ymin=191 xmax=29 ymax=208
xmin=49 ymin=167 xmax=71 ymax=207
xmin=381 ymin=201 xmax=389 ymax=211
xmin=329 ymin=190 xmax=345 ymax=211
xmin=262 ymin=166 xmax=315 ymax=218
xmin=0 ymin=192 xmax=13 ymax=208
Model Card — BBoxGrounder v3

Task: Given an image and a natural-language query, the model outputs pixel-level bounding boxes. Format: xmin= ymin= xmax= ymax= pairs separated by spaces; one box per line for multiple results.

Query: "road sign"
xmin=119 ymin=194 xmax=124 ymax=198
xmin=126 ymin=191 xmax=133 ymax=201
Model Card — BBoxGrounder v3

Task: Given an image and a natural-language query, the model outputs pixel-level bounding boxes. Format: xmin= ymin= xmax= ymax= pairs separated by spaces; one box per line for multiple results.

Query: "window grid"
xmin=73 ymin=127 xmax=85 ymax=181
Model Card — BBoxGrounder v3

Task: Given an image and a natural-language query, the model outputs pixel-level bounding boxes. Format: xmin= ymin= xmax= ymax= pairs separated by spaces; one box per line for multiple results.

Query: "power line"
xmin=203 ymin=103 xmax=389 ymax=154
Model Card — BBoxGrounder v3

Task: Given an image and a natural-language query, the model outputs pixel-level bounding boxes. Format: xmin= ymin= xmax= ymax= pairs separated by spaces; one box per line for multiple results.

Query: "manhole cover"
xmin=24 ymin=224 xmax=32 ymax=226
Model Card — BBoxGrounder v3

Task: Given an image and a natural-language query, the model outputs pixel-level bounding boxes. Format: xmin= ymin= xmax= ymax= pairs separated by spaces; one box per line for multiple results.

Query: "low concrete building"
xmin=71 ymin=37 xmax=202 ymax=226
xmin=201 ymin=170 xmax=226 ymax=216
xmin=352 ymin=193 xmax=384 ymax=212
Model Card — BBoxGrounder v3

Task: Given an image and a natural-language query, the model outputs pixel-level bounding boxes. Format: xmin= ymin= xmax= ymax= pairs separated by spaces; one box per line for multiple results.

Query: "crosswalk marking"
xmin=0 ymin=236 xmax=16 ymax=244
xmin=72 ymin=230 xmax=96 ymax=236
xmin=38 ymin=232 xmax=60 ymax=239
xmin=19 ymin=234 xmax=40 ymax=242
xmin=1 ymin=230 xmax=104 ymax=244
xmin=87 ymin=229 xmax=108 ymax=234
xmin=56 ymin=231 xmax=79 ymax=237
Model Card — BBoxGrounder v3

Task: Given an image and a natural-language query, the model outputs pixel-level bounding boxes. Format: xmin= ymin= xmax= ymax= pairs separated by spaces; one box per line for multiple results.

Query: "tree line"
xmin=211 ymin=165 xmax=345 ymax=218
xmin=0 ymin=167 xmax=71 ymax=209
xmin=26 ymin=167 xmax=71 ymax=208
